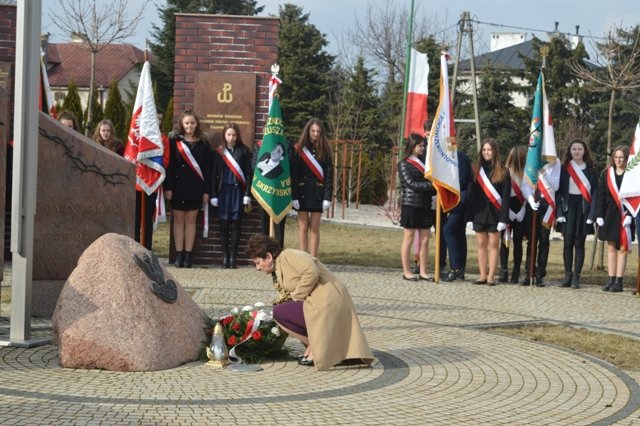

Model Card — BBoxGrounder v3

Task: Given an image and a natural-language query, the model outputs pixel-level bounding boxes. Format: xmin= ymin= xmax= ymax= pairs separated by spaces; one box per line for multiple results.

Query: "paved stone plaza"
xmin=1 ymin=262 xmax=640 ymax=425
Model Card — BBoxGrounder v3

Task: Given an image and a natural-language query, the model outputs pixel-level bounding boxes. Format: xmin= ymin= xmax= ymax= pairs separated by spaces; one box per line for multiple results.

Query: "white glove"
xmin=496 ymin=222 xmax=507 ymax=232
xmin=515 ymin=205 xmax=526 ymax=222
xmin=210 ymin=197 xmax=219 ymax=207
xmin=243 ymin=196 xmax=251 ymax=206
xmin=596 ymin=217 xmax=604 ymax=227
xmin=322 ymin=200 xmax=331 ymax=211
xmin=508 ymin=209 xmax=517 ymax=222
xmin=466 ymin=221 xmax=474 ymax=230
xmin=292 ymin=200 xmax=300 ymax=210
xmin=556 ymin=216 xmax=566 ymax=224
xmin=623 ymin=215 xmax=632 ymax=226
xmin=431 ymin=195 xmax=437 ymax=210
xmin=527 ymin=194 xmax=540 ymax=211
xmin=586 ymin=219 xmax=593 ymax=225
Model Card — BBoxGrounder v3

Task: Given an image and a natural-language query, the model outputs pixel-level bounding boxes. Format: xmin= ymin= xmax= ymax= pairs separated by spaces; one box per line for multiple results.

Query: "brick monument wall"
xmin=172 ymin=13 xmax=279 ymax=267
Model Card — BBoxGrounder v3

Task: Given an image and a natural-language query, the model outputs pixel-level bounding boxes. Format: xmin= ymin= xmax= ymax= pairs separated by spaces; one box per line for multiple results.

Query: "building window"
xmin=54 ymin=92 xmax=66 ymax=102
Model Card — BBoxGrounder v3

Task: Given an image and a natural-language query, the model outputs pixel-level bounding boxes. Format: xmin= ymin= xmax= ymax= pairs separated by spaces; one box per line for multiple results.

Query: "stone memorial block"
xmin=33 ymin=113 xmax=136 ymax=315
xmin=195 ymin=71 xmax=257 ymax=148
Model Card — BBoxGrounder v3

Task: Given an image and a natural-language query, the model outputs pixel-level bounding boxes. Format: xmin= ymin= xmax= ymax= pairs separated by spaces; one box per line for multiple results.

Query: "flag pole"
xmin=434 ymin=197 xmax=441 ymax=283
xmin=398 ymin=0 xmax=415 ymax=156
xmin=139 ymin=42 xmax=149 ymax=249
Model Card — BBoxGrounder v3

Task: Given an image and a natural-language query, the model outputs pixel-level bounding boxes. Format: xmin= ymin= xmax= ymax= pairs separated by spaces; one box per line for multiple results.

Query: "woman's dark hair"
xmin=403 ymin=133 xmax=425 ymax=159
xmin=178 ymin=110 xmax=203 ymax=141
xmin=58 ymin=110 xmax=79 ymax=131
xmin=608 ymin=145 xmax=629 ymax=168
xmin=563 ymin=138 xmax=594 ymax=169
xmin=296 ymin=118 xmax=331 ymax=162
xmin=247 ymin=234 xmax=282 ymax=259
xmin=222 ymin=122 xmax=244 ymax=147
xmin=473 ymin=138 xmax=508 ymax=184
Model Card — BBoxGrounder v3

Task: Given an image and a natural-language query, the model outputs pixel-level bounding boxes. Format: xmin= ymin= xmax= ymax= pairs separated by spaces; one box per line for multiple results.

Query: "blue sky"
xmin=41 ymin=0 xmax=639 ymax=57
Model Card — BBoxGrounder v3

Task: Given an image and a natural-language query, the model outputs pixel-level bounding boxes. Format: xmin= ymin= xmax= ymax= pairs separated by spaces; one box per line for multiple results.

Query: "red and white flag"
xmin=124 ymin=61 xmax=166 ymax=195
xmin=40 ymin=50 xmax=56 ymax=118
xmin=425 ymin=52 xmax=460 ymax=213
xmin=268 ymin=74 xmax=282 ymax=112
xmin=403 ymin=48 xmax=429 ymax=138
xmin=620 ymin=118 xmax=640 ymax=216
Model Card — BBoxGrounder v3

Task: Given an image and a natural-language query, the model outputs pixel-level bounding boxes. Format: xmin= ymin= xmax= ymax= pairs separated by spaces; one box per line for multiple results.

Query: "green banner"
xmin=251 ymin=96 xmax=292 ymax=223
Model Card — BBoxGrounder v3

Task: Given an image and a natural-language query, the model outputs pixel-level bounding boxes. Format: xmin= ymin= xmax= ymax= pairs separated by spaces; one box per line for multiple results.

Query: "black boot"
xmin=175 ymin=251 xmax=184 ymax=268
xmin=535 ymin=275 xmax=545 ymax=287
xmin=571 ymin=273 xmax=581 ymax=289
xmin=230 ymin=255 xmax=237 ymax=269
xmin=603 ymin=276 xmax=615 ymax=291
xmin=220 ymin=220 xmax=230 ymax=269
xmin=230 ymin=220 xmax=240 ymax=269
xmin=610 ymin=277 xmax=623 ymax=293
xmin=560 ymin=271 xmax=573 ymax=288
xmin=510 ymin=267 xmax=520 ymax=284
xmin=222 ymin=254 xmax=230 ymax=269
xmin=183 ymin=251 xmax=192 ymax=268
xmin=520 ymin=271 xmax=531 ymax=286
xmin=498 ymin=269 xmax=508 ymax=283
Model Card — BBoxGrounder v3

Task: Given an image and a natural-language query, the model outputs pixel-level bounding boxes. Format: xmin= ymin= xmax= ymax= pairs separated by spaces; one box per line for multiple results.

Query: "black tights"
xmin=563 ymin=235 xmax=586 ymax=276
xmin=219 ymin=219 xmax=241 ymax=257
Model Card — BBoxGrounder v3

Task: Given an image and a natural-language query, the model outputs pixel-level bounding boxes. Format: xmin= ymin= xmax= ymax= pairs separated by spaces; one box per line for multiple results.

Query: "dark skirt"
xmin=273 ymin=300 xmax=307 ymax=337
xmin=400 ymin=205 xmax=434 ymax=229
xmin=218 ymin=183 xmax=242 ymax=221
xmin=298 ymin=182 xmax=325 ymax=212
xmin=559 ymin=194 xmax=593 ymax=237
xmin=171 ymin=199 xmax=202 ymax=211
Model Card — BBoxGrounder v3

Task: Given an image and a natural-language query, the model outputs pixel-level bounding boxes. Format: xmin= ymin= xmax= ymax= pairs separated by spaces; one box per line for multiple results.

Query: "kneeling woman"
xmin=247 ymin=234 xmax=374 ymax=371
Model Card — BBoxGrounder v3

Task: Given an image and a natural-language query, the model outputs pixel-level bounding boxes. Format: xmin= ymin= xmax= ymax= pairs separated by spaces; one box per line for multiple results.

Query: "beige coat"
xmin=275 ymin=249 xmax=374 ymax=371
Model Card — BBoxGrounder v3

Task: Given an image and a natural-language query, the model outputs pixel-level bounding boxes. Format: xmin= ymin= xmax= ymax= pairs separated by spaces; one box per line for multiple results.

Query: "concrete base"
xmin=0 ymin=336 xmax=50 ymax=347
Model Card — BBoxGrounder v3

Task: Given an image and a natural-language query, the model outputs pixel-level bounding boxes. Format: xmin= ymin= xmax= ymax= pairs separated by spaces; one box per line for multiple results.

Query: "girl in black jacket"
xmin=291 ymin=118 xmax=333 ymax=257
xmin=398 ymin=134 xmax=435 ymax=281
xmin=596 ymin=146 xmax=635 ymax=292
xmin=555 ymin=139 xmax=598 ymax=289
xmin=467 ymin=138 xmax=510 ymax=285
xmin=164 ymin=111 xmax=211 ymax=268
xmin=210 ymin=122 xmax=252 ymax=268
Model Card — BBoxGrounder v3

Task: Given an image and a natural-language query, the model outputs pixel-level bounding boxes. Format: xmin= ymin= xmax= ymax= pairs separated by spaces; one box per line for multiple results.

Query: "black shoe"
xmin=442 ymin=269 xmax=465 ymax=282
xmin=571 ymin=274 xmax=581 ymax=289
xmin=222 ymin=255 xmax=230 ymax=269
xmin=183 ymin=251 xmax=192 ymax=268
xmin=535 ymin=276 xmax=545 ymax=287
xmin=510 ymin=268 xmax=520 ymax=284
xmin=603 ymin=276 xmax=614 ymax=291
xmin=473 ymin=279 xmax=487 ymax=285
xmin=230 ymin=256 xmax=237 ymax=269
xmin=298 ymin=357 xmax=314 ymax=366
xmin=520 ymin=274 xmax=531 ymax=285
xmin=402 ymin=275 xmax=418 ymax=281
xmin=560 ymin=272 xmax=573 ymax=288
xmin=174 ymin=251 xmax=184 ymax=268
xmin=498 ymin=270 xmax=508 ymax=283
xmin=610 ymin=277 xmax=623 ymax=293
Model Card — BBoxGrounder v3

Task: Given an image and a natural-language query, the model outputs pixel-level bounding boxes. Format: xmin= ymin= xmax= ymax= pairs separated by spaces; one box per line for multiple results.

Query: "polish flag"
xmin=620 ymin=118 xmax=640 ymax=216
xmin=403 ymin=48 xmax=429 ymax=138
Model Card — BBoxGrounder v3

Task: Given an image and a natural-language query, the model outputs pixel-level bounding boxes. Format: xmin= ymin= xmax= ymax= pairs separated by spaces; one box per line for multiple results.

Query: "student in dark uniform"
xmin=164 ymin=111 xmax=211 ymax=268
xmin=466 ymin=138 xmax=510 ymax=285
xmin=291 ymin=118 xmax=333 ymax=258
xmin=210 ymin=122 xmax=252 ymax=269
xmin=498 ymin=145 xmax=527 ymax=283
xmin=596 ymin=146 xmax=635 ymax=292
xmin=555 ymin=139 xmax=598 ymax=289
xmin=398 ymin=134 xmax=435 ymax=281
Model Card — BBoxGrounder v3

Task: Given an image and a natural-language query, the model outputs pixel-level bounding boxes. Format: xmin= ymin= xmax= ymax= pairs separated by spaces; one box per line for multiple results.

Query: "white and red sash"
xmin=176 ymin=140 xmax=204 ymax=181
xmin=405 ymin=155 xmax=425 ymax=174
xmin=510 ymin=178 xmax=525 ymax=204
xmin=301 ymin=146 xmax=324 ymax=182
xmin=567 ymin=160 xmax=592 ymax=204
xmin=477 ymin=167 xmax=502 ymax=210
xmin=537 ymin=175 xmax=557 ymax=228
xmin=218 ymin=146 xmax=246 ymax=191
xmin=606 ymin=167 xmax=632 ymax=252
xmin=176 ymin=140 xmax=208 ymax=237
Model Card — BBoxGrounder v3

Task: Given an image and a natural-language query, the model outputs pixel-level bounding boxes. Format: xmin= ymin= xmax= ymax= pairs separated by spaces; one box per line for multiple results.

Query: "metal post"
xmin=1 ymin=0 xmax=50 ymax=348
xmin=466 ymin=13 xmax=482 ymax=150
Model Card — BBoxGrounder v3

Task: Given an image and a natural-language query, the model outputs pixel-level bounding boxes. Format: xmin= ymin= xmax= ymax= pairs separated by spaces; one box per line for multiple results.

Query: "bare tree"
xmin=570 ymin=26 xmax=640 ymax=154
xmin=50 ymin=0 xmax=149 ymax=136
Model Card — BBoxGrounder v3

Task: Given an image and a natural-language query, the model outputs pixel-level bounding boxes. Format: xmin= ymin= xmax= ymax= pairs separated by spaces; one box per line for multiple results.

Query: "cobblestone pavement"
xmin=1 ymin=261 xmax=640 ymax=425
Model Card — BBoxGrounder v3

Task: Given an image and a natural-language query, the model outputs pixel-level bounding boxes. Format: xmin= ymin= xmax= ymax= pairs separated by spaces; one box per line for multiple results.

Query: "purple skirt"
xmin=273 ymin=300 xmax=307 ymax=337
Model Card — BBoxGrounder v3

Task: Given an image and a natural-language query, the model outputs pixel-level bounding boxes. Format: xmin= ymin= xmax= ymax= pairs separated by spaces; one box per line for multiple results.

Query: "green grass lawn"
xmin=153 ymin=218 xmax=638 ymax=285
